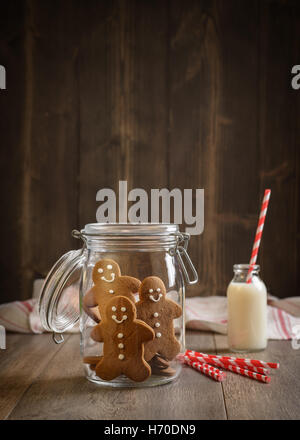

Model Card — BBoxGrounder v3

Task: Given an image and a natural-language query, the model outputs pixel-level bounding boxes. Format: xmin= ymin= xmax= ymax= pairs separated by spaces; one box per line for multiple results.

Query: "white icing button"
xmin=121 ymin=307 xmax=126 ymax=312
xmin=109 ymin=290 xmax=114 ymax=294
xmin=118 ymin=354 xmax=125 ymax=360
xmin=107 ymin=264 xmax=113 ymax=270
xmin=156 ymin=332 xmax=162 ymax=338
xmin=123 ymin=315 xmax=128 ymax=320
xmin=97 ymin=268 xmax=103 ymax=273
xmin=149 ymin=289 xmax=153 ymax=293
xmin=153 ymin=312 xmax=159 ymax=318
xmin=112 ymin=306 xmax=116 ymax=311
xmin=157 ymin=288 xmax=161 ymax=292
xmin=117 ymin=333 xmax=123 ymax=338
xmin=118 ymin=343 xmax=124 ymax=349
xmin=155 ymin=322 xmax=160 ymax=328
xmin=112 ymin=315 xmax=116 ymax=319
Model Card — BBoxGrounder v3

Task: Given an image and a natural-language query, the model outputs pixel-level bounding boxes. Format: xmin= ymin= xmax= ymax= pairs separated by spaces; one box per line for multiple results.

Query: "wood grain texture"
xmin=78 ymin=0 xmax=169 ymax=228
xmin=0 ymin=1 xmax=27 ymax=304
xmin=258 ymin=0 xmax=300 ymax=297
xmin=0 ymin=333 xmax=69 ymax=420
xmin=214 ymin=334 xmax=300 ymax=420
xmin=3 ymin=331 xmax=300 ymax=420
xmin=0 ymin=0 xmax=299 ymax=302
xmin=7 ymin=331 xmax=227 ymax=420
xmin=27 ymin=0 xmax=80 ymax=279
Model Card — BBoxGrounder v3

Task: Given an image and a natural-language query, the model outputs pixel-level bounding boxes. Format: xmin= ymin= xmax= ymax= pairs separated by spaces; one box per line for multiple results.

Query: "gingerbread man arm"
xmin=119 ymin=276 xmax=141 ymax=293
xmin=82 ymin=287 xmax=100 ymax=323
xmin=168 ymin=299 xmax=182 ymax=319
xmin=90 ymin=323 xmax=104 ymax=342
xmin=136 ymin=320 xmax=155 ymax=342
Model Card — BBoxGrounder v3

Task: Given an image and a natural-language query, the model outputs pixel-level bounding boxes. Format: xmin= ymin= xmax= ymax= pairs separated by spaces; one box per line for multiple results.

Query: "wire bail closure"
xmin=170 ymin=233 xmax=199 ymax=285
xmin=53 ymin=332 xmax=64 ymax=344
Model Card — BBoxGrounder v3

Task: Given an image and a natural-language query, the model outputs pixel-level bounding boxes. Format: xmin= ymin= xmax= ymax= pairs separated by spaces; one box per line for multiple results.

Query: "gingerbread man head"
xmin=105 ymin=296 xmax=136 ymax=326
xmin=139 ymin=276 xmax=166 ymax=303
xmin=92 ymin=259 xmax=121 ymax=284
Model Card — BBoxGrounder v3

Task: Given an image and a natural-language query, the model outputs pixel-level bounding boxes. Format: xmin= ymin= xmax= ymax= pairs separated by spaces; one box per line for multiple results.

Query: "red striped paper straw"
xmin=246 ymin=189 xmax=271 ymax=283
xmin=184 ymin=353 xmax=270 ymax=383
xmin=220 ymin=360 xmax=268 ymax=375
xmin=223 ymin=364 xmax=270 ymax=384
xmin=177 ymin=354 xmax=227 ymax=376
xmin=185 ymin=350 xmax=279 ymax=370
xmin=183 ymin=358 xmax=226 ymax=382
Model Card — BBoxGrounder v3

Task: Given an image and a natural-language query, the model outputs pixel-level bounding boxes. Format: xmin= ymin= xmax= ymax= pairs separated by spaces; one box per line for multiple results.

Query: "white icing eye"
xmin=153 ymin=312 xmax=159 ymax=318
xmin=118 ymin=343 xmax=124 ymax=349
xmin=157 ymin=288 xmax=161 ymax=292
xmin=123 ymin=315 xmax=127 ymax=320
xmin=156 ymin=332 xmax=162 ymax=338
xmin=112 ymin=315 xmax=116 ymax=319
xmin=109 ymin=290 xmax=114 ymax=294
xmin=117 ymin=333 xmax=123 ymax=338
xmin=121 ymin=307 xmax=126 ymax=312
xmin=98 ymin=268 xmax=103 ymax=273
xmin=107 ymin=264 xmax=113 ymax=270
xmin=118 ymin=354 xmax=125 ymax=360
xmin=112 ymin=306 xmax=116 ymax=311
xmin=149 ymin=289 xmax=153 ymax=293
xmin=155 ymin=322 xmax=160 ymax=328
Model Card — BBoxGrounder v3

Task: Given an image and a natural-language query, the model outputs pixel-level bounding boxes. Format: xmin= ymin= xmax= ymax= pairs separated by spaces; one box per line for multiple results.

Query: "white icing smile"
xmin=112 ymin=314 xmax=128 ymax=324
xmin=149 ymin=293 xmax=163 ymax=303
xmin=101 ymin=273 xmax=115 ymax=283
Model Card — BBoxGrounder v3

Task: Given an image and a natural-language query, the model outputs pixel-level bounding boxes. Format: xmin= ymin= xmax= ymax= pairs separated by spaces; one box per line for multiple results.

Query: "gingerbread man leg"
xmin=95 ymin=358 xmax=122 ymax=381
xmin=123 ymin=359 xmax=151 ymax=382
xmin=143 ymin=340 xmax=158 ymax=362
xmin=158 ymin=337 xmax=181 ymax=361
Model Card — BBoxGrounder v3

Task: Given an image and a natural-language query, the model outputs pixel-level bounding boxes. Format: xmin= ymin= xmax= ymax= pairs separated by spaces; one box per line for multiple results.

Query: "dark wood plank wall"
xmin=0 ymin=0 xmax=299 ymax=303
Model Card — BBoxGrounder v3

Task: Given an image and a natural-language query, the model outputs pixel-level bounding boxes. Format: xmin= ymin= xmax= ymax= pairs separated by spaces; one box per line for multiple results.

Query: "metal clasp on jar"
xmin=169 ymin=233 xmax=198 ymax=285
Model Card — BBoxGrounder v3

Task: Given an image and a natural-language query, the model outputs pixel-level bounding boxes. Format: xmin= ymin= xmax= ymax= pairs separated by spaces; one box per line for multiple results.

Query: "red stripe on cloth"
xmin=0 ymin=315 xmax=29 ymax=331
xmin=185 ymin=304 xmax=203 ymax=320
xmin=278 ymin=309 xmax=291 ymax=339
xmin=16 ymin=302 xmax=29 ymax=314
xmin=284 ymin=312 xmax=293 ymax=337
xmin=22 ymin=301 xmax=33 ymax=312
xmin=272 ymin=307 xmax=285 ymax=339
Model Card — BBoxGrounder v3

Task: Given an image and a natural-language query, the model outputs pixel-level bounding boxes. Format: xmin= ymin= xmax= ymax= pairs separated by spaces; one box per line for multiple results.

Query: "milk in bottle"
xmin=227 ymin=264 xmax=267 ymax=352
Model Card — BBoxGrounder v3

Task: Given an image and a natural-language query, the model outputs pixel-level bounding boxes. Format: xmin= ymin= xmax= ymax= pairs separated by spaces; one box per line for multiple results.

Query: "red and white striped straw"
xmin=178 ymin=353 xmax=227 ymax=376
xmin=185 ymin=350 xmax=279 ymax=370
xmin=178 ymin=353 xmax=270 ymax=383
xmin=222 ymin=364 xmax=270 ymax=384
xmin=219 ymin=361 xmax=268 ymax=375
xmin=182 ymin=357 xmax=226 ymax=382
xmin=246 ymin=189 xmax=271 ymax=283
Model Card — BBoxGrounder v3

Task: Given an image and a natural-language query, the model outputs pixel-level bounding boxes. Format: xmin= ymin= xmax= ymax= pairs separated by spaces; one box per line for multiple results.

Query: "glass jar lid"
xmin=39 ymin=249 xmax=85 ymax=339
xmin=82 ymin=223 xmax=180 ymax=236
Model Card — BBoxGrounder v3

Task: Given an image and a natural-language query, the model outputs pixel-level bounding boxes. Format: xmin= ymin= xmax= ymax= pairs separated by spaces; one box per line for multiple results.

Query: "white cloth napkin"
xmin=185 ymin=295 xmax=300 ymax=340
xmin=1 ymin=279 xmax=300 ymax=340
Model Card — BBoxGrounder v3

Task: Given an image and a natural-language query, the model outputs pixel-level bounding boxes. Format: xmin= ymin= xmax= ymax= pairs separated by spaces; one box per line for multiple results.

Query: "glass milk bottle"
xmin=227 ymin=264 xmax=267 ymax=352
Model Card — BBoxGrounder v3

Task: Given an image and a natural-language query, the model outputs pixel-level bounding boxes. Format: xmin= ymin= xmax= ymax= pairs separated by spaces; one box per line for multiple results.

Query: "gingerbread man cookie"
xmin=90 ymin=296 xmax=154 ymax=382
xmin=83 ymin=259 xmax=141 ymax=322
xmin=136 ymin=276 xmax=182 ymax=362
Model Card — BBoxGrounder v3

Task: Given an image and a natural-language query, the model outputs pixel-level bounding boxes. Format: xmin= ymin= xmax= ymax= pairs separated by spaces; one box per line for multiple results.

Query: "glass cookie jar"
xmin=39 ymin=223 xmax=198 ymax=388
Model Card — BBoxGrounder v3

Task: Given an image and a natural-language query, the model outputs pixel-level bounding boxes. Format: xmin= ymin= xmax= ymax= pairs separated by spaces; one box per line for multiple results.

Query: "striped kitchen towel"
xmin=185 ymin=295 xmax=300 ymax=340
xmin=0 ymin=279 xmax=300 ymax=340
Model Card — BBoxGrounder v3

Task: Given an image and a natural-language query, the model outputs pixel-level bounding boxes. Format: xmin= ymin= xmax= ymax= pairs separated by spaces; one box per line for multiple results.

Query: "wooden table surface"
xmin=1 ymin=331 xmax=299 ymax=420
